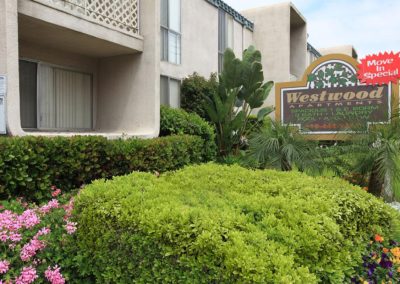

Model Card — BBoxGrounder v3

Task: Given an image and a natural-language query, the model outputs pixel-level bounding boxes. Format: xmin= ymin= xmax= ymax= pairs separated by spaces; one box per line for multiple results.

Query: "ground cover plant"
xmin=0 ymin=187 xmax=79 ymax=283
xmin=353 ymin=234 xmax=400 ymax=283
xmin=73 ymin=163 xmax=400 ymax=283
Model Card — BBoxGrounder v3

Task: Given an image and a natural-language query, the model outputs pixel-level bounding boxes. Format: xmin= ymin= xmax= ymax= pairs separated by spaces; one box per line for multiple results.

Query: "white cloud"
xmin=223 ymin=0 xmax=400 ymax=58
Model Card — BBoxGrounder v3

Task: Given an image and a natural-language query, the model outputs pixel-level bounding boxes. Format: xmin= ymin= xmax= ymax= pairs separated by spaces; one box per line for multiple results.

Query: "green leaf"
xmin=257 ymin=107 xmax=275 ymax=121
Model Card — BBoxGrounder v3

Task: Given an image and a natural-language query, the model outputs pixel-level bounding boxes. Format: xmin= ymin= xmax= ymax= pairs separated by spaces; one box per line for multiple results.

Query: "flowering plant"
xmin=353 ymin=234 xmax=400 ymax=284
xmin=0 ymin=187 xmax=77 ymax=284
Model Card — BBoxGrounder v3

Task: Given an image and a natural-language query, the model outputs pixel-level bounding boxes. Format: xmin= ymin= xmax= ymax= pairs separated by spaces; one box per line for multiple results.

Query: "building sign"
xmin=0 ymin=76 xmax=6 ymax=134
xmin=358 ymin=52 xmax=400 ymax=85
xmin=275 ymin=54 xmax=399 ymax=140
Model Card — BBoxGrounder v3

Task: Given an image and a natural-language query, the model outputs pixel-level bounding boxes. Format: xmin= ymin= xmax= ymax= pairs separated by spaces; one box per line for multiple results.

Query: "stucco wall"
xmin=0 ymin=0 xmax=159 ymax=138
xmin=17 ymin=0 xmax=143 ymax=53
xmin=242 ymin=2 xmax=307 ymax=110
xmin=97 ymin=0 xmax=160 ymax=137
xmin=161 ymin=0 xmax=218 ymax=80
xmin=0 ymin=0 xmax=23 ymax=135
xmin=161 ymin=0 xmax=253 ymax=80
xmin=242 ymin=3 xmax=291 ymax=108
xmin=319 ymin=45 xmax=358 ymax=59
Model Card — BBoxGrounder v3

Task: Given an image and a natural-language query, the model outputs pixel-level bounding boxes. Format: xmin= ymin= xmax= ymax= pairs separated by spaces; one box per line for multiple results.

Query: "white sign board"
xmin=0 ymin=76 xmax=6 ymax=134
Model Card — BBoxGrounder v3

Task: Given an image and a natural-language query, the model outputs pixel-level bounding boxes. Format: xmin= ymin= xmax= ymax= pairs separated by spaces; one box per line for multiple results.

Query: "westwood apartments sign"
xmin=275 ymin=54 xmax=398 ymax=140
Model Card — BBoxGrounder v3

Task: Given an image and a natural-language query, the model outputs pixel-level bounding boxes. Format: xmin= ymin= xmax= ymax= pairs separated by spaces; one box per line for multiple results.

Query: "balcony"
xmin=30 ymin=0 xmax=140 ymax=37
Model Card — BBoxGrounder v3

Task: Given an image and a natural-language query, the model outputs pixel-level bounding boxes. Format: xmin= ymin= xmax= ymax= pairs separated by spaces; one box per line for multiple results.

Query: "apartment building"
xmin=319 ymin=45 xmax=359 ymax=60
xmin=0 ymin=0 xmax=315 ymax=138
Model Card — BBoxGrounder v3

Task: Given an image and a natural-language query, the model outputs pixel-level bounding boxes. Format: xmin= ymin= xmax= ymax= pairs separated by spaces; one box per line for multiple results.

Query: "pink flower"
xmin=65 ymin=221 xmax=77 ymax=235
xmin=45 ymin=266 xmax=65 ymax=284
xmin=9 ymin=232 xmax=22 ymax=242
xmin=20 ymin=239 xmax=46 ymax=261
xmin=62 ymin=198 xmax=74 ymax=220
xmin=0 ymin=260 xmax=10 ymax=274
xmin=15 ymin=266 xmax=38 ymax=284
xmin=0 ymin=232 xmax=8 ymax=242
xmin=19 ymin=210 xmax=40 ymax=229
xmin=34 ymin=227 xmax=51 ymax=240
xmin=51 ymin=189 xmax=61 ymax=197
xmin=40 ymin=199 xmax=59 ymax=214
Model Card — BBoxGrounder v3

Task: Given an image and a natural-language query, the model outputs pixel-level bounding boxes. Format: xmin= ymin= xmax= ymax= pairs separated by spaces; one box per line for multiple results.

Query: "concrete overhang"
xmin=18 ymin=0 xmax=143 ymax=58
xmin=290 ymin=3 xmax=307 ymax=27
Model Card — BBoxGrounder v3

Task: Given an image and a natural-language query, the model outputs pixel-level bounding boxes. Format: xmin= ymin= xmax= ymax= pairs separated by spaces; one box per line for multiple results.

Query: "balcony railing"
xmin=32 ymin=0 xmax=140 ymax=37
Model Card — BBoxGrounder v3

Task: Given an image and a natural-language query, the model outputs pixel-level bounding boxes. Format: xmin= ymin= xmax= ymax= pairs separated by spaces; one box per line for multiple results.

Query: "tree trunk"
xmin=368 ymin=165 xmax=384 ymax=198
xmin=383 ymin=172 xmax=394 ymax=203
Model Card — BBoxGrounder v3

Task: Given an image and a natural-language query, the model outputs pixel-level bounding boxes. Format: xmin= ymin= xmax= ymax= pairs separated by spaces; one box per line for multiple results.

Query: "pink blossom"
xmin=19 ymin=210 xmax=40 ymax=229
xmin=20 ymin=239 xmax=46 ymax=261
xmin=51 ymin=189 xmax=61 ymax=197
xmin=0 ymin=260 xmax=10 ymax=274
xmin=65 ymin=221 xmax=77 ymax=235
xmin=39 ymin=199 xmax=59 ymax=214
xmin=0 ymin=232 xmax=8 ymax=242
xmin=34 ymin=227 xmax=51 ymax=240
xmin=45 ymin=266 xmax=65 ymax=284
xmin=15 ymin=266 xmax=38 ymax=284
xmin=0 ymin=210 xmax=22 ymax=232
xmin=9 ymin=232 xmax=22 ymax=242
xmin=62 ymin=198 xmax=74 ymax=221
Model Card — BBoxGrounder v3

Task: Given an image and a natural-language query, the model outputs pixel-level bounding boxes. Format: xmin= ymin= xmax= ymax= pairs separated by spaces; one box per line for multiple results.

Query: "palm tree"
xmin=246 ymin=119 xmax=320 ymax=172
xmin=353 ymin=116 xmax=400 ymax=202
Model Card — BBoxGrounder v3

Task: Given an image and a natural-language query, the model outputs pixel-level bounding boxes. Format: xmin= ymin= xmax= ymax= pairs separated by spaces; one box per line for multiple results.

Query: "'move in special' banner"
xmin=275 ymin=54 xmax=398 ymax=139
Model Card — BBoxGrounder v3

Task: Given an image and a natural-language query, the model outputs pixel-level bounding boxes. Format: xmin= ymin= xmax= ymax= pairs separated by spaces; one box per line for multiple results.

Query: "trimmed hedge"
xmin=0 ymin=135 xmax=205 ymax=202
xmin=160 ymin=105 xmax=216 ymax=161
xmin=74 ymin=164 xmax=400 ymax=283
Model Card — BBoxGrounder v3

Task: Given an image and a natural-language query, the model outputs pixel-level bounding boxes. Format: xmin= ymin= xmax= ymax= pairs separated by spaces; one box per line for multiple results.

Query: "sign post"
xmin=275 ymin=54 xmax=399 ymax=140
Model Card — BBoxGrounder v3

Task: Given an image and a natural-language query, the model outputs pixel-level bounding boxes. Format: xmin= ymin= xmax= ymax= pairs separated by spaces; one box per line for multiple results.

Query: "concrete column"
xmin=0 ymin=0 xmax=23 ymax=135
xmin=97 ymin=0 xmax=160 ymax=137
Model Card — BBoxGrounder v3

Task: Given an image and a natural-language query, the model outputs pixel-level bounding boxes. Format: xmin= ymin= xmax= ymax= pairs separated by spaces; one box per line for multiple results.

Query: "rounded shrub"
xmin=73 ymin=164 xmax=400 ymax=283
xmin=180 ymin=72 xmax=218 ymax=120
xmin=160 ymin=105 xmax=217 ymax=161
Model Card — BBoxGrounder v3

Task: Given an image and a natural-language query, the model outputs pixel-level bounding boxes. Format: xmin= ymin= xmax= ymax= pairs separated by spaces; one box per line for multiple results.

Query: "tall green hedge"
xmin=180 ymin=72 xmax=218 ymax=120
xmin=0 ymin=135 xmax=205 ymax=202
xmin=73 ymin=164 xmax=400 ymax=283
xmin=160 ymin=105 xmax=216 ymax=160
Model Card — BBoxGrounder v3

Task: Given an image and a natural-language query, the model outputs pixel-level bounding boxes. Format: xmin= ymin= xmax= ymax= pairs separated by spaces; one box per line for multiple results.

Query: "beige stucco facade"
xmin=242 ymin=2 xmax=307 ymax=110
xmin=0 ymin=0 xmax=159 ymax=138
xmin=319 ymin=45 xmax=359 ymax=59
xmin=160 ymin=0 xmax=253 ymax=80
xmin=0 ymin=0 xmax=334 ymax=138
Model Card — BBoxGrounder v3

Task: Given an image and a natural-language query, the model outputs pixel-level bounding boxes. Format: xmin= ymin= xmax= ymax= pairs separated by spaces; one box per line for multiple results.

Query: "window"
xmin=19 ymin=60 xmax=92 ymax=131
xmin=218 ymin=9 xmax=234 ymax=73
xmin=161 ymin=0 xmax=181 ymax=64
xmin=160 ymin=76 xmax=181 ymax=108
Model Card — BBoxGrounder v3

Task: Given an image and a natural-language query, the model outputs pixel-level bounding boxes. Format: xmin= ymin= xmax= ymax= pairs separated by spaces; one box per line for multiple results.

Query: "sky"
xmin=223 ymin=0 xmax=400 ymax=58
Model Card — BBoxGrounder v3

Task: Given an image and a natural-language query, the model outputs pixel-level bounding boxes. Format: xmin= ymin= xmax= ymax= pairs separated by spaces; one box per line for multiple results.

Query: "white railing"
xmin=32 ymin=0 xmax=140 ymax=37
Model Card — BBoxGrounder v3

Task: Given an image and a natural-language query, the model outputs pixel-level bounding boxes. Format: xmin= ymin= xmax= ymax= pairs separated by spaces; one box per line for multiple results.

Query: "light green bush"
xmin=74 ymin=164 xmax=400 ymax=283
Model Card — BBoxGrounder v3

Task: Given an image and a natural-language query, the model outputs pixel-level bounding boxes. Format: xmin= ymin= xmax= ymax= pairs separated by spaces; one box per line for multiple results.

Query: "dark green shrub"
xmin=0 ymin=135 xmax=204 ymax=202
xmin=180 ymin=72 xmax=218 ymax=120
xmin=74 ymin=164 xmax=400 ymax=283
xmin=160 ymin=105 xmax=216 ymax=161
